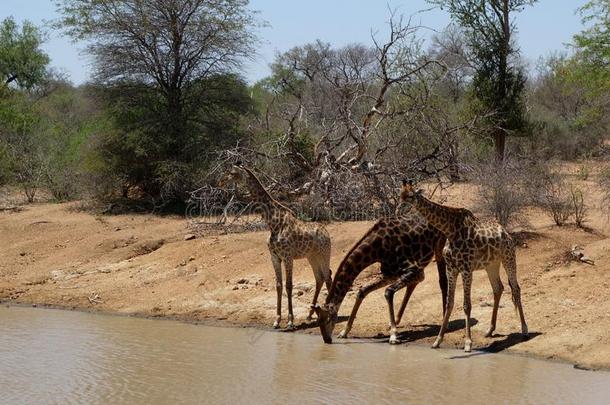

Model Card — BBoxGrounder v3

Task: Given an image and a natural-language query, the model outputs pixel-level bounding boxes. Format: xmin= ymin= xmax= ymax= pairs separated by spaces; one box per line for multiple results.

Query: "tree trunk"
xmin=448 ymin=142 xmax=460 ymax=181
xmin=494 ymin=0 xmax=511 ymax=162
xmin=166 ymin=87 xmax=184 ymax=154
xmin=494 ymin=130 xmax=506 ymax=162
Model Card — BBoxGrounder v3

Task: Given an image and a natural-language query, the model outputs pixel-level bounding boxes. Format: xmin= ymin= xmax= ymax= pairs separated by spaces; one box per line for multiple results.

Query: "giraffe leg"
xmin=271 ymin=253 xmax=283 ymax=329
xmin=502 ymin=249 xmax=528 ymax=336
xmin=394 ymin=283 xmax=417 ymax=327
xmin=317 ymin=246 xmax=332 ymax=293
xmin=337 ymin=274 xmax=394 ymax=339
xmin=434 ymin=237 xmax=448 ymax=316
xmin=284 ymin=258 xmax=294 ymax=329
xmin=306 ymin=257 xmax=324 ymax=322
xmin=323 ymin=252 xmax=332 ymax=293
xmin=484 ymin=261 xmax=503 ymax=337
xmin=307 ymin=277 xmax=324 ymax=322
xmin=432 ymin=266 xmax=457 ymax=349
xmin=461 ymin=269 xmax=474 ymax=352
xmin=386 ymin=268 xmax=424 ymax=344
xmin=436 ymin=252 xmax=448 ymax=316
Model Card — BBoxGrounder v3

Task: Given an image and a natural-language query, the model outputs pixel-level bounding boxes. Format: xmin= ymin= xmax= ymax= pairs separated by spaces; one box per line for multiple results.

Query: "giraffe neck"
xmin=326 ymin=260 xmax=361 ymax=310
xmin=326 ymin=233 xmax=377 ymax=311
xmin=242 ymin=168 xmax=274 ymax=206
xmin=412 ymin=194 xmax=468 ymax=238
xmin=242 ymin=168 xmax=292 ymax=230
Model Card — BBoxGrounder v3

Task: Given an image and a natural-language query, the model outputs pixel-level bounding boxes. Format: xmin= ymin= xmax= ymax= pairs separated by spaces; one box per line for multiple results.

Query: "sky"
xmin=0 ymin=0 xmax=590 ymax=85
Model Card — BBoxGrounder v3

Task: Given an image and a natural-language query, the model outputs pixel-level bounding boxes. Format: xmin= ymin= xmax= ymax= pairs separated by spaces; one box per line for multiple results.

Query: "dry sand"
xmin=2 ymin=167 xmax=609 ymax=370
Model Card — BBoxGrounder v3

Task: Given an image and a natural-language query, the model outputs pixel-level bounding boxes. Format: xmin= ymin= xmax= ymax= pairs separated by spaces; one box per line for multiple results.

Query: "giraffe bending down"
xmin=399 ymin=181 xmax=528 ymax=352
xmin=314 ymin=213 xmax=447 ymax=344
xmin=222 ymin=164 xmax=332 ymax=329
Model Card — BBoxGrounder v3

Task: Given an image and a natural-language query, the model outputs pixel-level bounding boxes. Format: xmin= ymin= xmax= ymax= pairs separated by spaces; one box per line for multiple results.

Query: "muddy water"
xmin=1 ymin=306 xmax=609 ymax=405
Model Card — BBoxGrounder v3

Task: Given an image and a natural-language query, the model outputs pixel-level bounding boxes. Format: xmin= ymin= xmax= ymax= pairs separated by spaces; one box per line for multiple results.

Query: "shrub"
xmin=473 ymin=159 xmax=527 ymax=228
xmin=570 ymin=185 xmax=588 ymax=228
xmin=527 ymin=164 xmax=572 ymax=226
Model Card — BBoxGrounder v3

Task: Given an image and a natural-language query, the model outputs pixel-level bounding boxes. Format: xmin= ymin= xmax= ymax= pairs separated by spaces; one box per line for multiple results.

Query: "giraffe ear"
xmin=415 ymin=189 xmax=424 ymax=195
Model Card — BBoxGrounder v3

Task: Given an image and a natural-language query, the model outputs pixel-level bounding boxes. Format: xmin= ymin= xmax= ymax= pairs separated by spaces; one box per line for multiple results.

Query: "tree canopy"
xmin=574 ymin=0 xmax=610 ymax=71
xmin=54 ymin=0 xmax=258 ymax=204
xmin=0 ymin=17 xmax=49 ymax=90
xmin=427 ymin=0 xmax=537 ymax=160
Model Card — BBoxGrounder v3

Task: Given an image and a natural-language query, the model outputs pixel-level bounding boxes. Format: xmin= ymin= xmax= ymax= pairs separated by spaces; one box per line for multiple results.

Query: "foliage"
xmin=0 ymin=17 xmax=49 ymax=90
xmin=0 ymin=87 xmax=45 ymax=202
xmin=574 ymin=0 xmax=610 ymax=71
xmin=37 ymin=83 xmax=104 ymax=200
xmin=427 ymin=0 xmax=537 ymax=160
xmin=55 ymin=0 xmax=258 ymax=205
xmin=88 ymin=74 xmax=252 ymax=205
xmin=0 ymin=18 xmax=52 ymax=201
xmin=526 ymin=4 xmax=610 ymax=160
xmin=0 ymin=3 xmax=606 ymax=217
xmin=569 ymin=1 xmax=610 ymax=136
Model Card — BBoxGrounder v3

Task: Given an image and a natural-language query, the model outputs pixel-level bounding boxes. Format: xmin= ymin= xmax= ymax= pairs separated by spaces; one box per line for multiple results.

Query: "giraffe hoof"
xmin=273 ymin=321 xmax=280 ymax=329
xmin=431 ymin=339 xmax=441 ymax=349
xmin=389 ymin=335 xmax=400 ymax=345
xmin=464 ymin=340 xmax=472 ymax=352
xmin=286 ymin=322 xmax=295 ymax=330
xmin=484 ymin=329 xmax=494 ymax=338
xmin=306 ymin=315 xmax=314 ymax=322
xmin=337 ymin=330 xmax=348 ymax=339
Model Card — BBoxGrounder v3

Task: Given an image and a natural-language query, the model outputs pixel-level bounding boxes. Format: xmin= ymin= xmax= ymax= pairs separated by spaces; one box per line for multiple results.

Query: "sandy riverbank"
xmin=2 ymin=172 xmax=610 ymax=370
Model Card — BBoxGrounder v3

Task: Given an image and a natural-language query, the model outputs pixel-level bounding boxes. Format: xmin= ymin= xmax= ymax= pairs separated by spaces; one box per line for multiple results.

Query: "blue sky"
xmin=1 ymin=0 xmax=589 ymax=85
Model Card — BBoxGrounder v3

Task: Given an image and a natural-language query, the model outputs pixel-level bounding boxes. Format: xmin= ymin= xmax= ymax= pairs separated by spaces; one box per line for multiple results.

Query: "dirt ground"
xmin=2 ymin=165 xmax=610 ymax=370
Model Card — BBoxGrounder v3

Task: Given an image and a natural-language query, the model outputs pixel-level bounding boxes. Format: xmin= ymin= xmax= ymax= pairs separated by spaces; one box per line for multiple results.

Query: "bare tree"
xmin=234 ymin=12 xmax=477 ymax=217
xmin=429 ymin=24 xmax=473 ymax=103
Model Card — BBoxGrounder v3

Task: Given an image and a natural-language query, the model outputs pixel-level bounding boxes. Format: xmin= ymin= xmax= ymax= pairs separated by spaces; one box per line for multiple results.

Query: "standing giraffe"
xmin=222 ymin=164 xmax=332 ymax=329
xmin=399 ymin=181 xmax=528 ymax=352
xmin=314 ymin=213 xmax=447 ymax=344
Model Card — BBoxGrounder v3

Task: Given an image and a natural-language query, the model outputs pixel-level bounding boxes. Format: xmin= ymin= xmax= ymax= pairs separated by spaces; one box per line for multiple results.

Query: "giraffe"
xmin=399 ymin=181 xmax=528 ymax=352
xmin=221 ymin=164 xmax=332 ymax=329
xmin=313 ymin=213 xmax=447 ymax=344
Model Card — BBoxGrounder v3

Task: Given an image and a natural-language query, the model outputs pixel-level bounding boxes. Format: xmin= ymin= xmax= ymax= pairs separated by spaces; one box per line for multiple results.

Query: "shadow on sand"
xmin=326 ymin=319 xmax=480 ymax=345
xmin=394 ymin=319 xmax=480 ymax=343
xmin=478 ymin=331 xmax=542 ymax=353
xmin=291 ymin=315 xmax=539 ymax=355
xmin=441 ymin=331 xmax=542 ymax=359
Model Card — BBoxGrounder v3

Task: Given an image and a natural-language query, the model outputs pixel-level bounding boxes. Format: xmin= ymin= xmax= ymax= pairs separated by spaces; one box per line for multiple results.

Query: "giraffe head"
xmin=313 ymin=303 xmax=338 ymax=344
xmin=397 ymin=179 xmax=422 ymax=214
xmin=218 ymin=162 xmax=246 ymax=188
